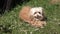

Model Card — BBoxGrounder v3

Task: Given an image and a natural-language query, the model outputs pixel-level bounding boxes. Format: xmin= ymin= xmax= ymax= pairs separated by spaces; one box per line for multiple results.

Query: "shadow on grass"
xmin=0 ymin=0 xmax=30 ymax=15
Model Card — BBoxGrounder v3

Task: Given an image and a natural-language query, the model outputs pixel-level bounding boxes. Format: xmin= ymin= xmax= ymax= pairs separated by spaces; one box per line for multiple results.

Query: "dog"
xmin=30 ymin=7 xmax=45 ymax=21
xmin=19 ymin=6 xmax=46 ymax=28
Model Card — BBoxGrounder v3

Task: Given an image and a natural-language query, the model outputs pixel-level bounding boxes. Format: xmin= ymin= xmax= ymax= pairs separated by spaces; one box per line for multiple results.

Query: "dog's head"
xmin=30 ymin=7 xmax=45 ymax=21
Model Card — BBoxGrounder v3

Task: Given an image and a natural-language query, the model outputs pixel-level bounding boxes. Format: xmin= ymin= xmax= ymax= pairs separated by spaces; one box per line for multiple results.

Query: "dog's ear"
xmin=41 ymin=8 xmax=47 ymax=21
xmin=42 ymin=9 xmax=45 ymax=16
xmin=41 ymin=17 xmax=47 ymax=21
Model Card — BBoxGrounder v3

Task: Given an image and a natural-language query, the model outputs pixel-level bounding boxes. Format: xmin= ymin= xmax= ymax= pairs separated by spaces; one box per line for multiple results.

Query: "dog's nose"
xmin=35 ymin=15 xmax=41 ymax=19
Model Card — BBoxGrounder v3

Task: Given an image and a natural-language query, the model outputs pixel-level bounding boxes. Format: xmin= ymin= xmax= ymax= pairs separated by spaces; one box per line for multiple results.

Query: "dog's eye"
xmin=38 ymin=12 xmax=41 ymax=14
xmin=34 ymin=12 xmax=37 ymax=14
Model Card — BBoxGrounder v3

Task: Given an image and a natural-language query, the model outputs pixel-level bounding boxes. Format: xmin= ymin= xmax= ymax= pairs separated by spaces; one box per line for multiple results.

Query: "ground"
xmin=0 ymin=0 xmax=60 ymax=34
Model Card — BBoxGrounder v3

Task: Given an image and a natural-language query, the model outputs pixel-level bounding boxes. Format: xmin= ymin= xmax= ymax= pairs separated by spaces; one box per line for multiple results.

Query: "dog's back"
xmin=19 ymin=6 xmax=31 ymax=22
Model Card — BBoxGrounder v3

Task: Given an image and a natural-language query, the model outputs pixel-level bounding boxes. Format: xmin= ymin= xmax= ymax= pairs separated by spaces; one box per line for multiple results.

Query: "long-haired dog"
xmin=19 ymin=6 xmax=46 ymax=28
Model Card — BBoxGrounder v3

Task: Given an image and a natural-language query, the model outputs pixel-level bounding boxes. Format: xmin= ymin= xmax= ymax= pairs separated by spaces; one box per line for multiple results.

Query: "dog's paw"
xmin=30 ymin=20 xmax=46 ymax=28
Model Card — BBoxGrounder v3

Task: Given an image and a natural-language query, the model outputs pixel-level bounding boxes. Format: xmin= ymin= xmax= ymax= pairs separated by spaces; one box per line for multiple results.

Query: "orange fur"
xmin=19 ymin=6 xmax=31 ymax=23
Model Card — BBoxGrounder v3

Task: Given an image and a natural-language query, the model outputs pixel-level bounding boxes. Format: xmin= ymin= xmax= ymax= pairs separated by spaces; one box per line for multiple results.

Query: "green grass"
xmin=0 ymin=0 xmax=60 ymax=34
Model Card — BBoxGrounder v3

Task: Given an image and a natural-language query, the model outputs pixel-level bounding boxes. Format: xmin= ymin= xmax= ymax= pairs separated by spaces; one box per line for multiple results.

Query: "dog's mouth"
xmin=35 ymin=16 xmax=41 ymax=19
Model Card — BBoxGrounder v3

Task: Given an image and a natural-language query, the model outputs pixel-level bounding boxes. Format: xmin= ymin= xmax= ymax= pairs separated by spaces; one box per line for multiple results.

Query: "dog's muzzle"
xmin=34 ymin=15 xmax=43 ymax=20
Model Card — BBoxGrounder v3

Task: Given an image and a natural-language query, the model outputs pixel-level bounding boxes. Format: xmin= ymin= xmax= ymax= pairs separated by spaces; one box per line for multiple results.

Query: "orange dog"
xmin=19 ymin=6 xmax=46 ymax=28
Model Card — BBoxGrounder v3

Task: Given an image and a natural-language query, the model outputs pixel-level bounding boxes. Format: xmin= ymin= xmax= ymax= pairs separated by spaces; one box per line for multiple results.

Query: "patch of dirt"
xmin=50 ymin=0 xmax=60 ymax=4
